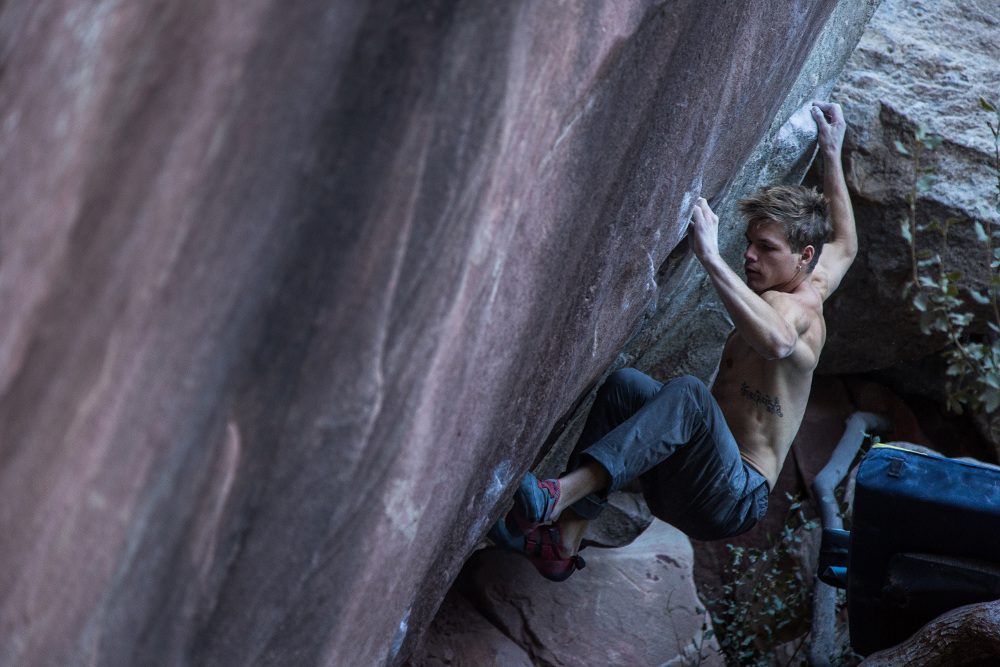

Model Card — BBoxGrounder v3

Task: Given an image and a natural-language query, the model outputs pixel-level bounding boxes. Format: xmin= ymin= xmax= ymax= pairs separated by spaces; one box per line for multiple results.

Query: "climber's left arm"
xmin=809 ymin=101 xmax=858 ymax=302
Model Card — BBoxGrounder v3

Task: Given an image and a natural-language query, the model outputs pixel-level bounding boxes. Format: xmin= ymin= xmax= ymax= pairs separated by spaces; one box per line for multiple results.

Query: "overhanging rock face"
xmin=0 ymin=2 xmax=844 ymax=665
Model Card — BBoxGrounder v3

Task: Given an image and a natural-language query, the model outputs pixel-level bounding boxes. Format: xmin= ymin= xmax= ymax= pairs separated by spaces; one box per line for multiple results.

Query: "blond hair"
xmin=739 ymin=185 xmax=831 ymax=271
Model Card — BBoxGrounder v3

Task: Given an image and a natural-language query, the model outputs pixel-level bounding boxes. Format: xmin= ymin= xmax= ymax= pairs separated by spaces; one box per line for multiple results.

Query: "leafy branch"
xmin=895 ymin=100 xmax=1000 ymax=415
xmin=702 ymin=495 xmax=819 ymax=666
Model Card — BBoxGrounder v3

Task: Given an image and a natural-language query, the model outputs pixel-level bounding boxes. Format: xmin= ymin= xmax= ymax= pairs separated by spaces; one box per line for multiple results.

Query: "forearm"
xmin=821 ymin=147 xmax=858 ymax=256
xmin=701 ymin=254 xmax=796 ymax=359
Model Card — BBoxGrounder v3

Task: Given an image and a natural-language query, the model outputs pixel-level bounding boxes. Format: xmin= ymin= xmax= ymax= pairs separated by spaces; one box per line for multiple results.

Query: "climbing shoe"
xmin=512 ymin=472 xmax=560 ymax=534
xmin=488 ymin=516 xmax=584 ymax=582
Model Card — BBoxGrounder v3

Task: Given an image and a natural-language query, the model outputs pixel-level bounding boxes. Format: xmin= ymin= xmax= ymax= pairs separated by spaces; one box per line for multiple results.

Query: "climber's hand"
xmin=689 ymin=197 xmax=720 ymax=263
xmin=812 ymin=101 xmax=846 ymax=156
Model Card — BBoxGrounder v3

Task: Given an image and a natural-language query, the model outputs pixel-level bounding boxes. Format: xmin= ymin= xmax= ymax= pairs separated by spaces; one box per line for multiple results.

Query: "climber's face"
xmin=743 ymin=221 xmax=810 ymax=294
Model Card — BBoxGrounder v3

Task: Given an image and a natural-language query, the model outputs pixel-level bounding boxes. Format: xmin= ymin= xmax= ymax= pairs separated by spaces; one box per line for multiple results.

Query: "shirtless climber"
xmin=490 ymin=102 xmax=857 ymax=580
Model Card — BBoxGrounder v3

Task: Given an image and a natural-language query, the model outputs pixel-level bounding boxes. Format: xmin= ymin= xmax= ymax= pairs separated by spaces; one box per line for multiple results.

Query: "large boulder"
xmin=0 ymin=1 xmax=879 ymax=665
xmin=819 ymin=0 xmax=1000 ymax=375
xmin=464 ymin=520 xmax=722 ymax=667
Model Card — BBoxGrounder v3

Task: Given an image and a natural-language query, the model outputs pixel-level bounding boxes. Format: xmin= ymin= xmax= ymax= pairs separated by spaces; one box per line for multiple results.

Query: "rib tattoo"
xmin=740 ymin=382 xmax=784 ymax=417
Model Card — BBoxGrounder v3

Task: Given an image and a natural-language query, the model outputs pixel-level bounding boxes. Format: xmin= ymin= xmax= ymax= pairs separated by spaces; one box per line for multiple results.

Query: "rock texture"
xmin=819 ymin=0 xmax=1000 ymax=374
xmin=464 ymin=520 xmax=722 ymax=667
xmin=405 ymin=589 xmax=533 ymax=667
xmin=580 ymin=488 xmax=654 ymax=549
xmin=860 ymin=599 xmax=1000 ymax=667
xmin=0 ymin=2 xmax=874 ymax=665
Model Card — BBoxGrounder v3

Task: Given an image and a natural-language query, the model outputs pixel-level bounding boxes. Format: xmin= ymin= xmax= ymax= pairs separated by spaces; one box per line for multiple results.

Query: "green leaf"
xmin=900 ymin=221 xmax=913 ymax=243
xmin=893 ymin=139 xmax=910 ymax=156
xmin=950 ymin=311 xmax=973 ymax=327
xmin=913 ymin=292 xmax=928 ymax=311
xmin=975 ymin=221 xmax=989 ymax=242
xmin=916 ymin=174 xmax=936 ymax=190
xmin=981 ymin=97 xmax=998 ymax=112
xmin=985 ymin=390 xmax=1000 ymax=414
xmin=970 ymin=289 xmax=992 ymax=305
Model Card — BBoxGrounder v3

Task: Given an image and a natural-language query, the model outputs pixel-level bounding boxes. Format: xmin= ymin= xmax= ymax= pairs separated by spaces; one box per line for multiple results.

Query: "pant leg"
xmin=581 ymin=374 xmax=725 ymax=491
xmin=565 ymin=368 xmax=661 ymax=519
xmin=570 ymin=372 xmax=768 ymax=537
xmin=632 ymin=378 xmax=770 ymax=540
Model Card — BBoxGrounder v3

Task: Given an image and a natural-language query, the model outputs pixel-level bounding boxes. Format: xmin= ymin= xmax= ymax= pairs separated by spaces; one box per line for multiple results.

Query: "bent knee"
xmin=599 ymin=367 xmax=653 ymax=399
xmin=671 ymin=374 xmax=706 ymax=393
xmin=663 ymin=374 xmax=711 ymax=406
xmin=605 ymin=367 xmax=647 ymax=389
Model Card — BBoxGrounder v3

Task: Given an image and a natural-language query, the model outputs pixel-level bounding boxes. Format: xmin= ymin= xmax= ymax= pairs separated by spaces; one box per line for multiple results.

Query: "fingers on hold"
xmin=813 ymin=101 xmax=844 ymax=122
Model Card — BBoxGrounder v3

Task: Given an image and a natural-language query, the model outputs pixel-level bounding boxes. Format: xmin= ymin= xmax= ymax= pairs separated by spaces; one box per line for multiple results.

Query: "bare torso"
xmin=710 ymin=282 xmax=826 ymax=488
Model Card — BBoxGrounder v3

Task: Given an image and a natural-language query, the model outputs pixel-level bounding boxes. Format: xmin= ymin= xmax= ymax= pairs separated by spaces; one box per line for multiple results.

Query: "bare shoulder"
xmin=761 ymin=283 xmax=823 ymax=332
xmin=764 ymin=284 xmax=824 ymax=369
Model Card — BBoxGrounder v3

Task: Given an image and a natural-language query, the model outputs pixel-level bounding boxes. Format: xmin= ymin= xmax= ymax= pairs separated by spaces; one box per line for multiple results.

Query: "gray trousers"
xmin=567 ymin=368 xmax=769 ymax=541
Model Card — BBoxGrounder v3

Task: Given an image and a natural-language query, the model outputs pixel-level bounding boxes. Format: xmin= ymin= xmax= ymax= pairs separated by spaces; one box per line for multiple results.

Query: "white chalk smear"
xmin=777 ymin=102 xmax=819 ymax=146
xmin=391 ymin=608 xmax=411 ymax=658
xmin=645 ymin=251 xmax=657 ymax=293
xmin=679 ymin=173 xmax=705 ymax=235
xmin=486 ymin=460 xmax=512 ymax=507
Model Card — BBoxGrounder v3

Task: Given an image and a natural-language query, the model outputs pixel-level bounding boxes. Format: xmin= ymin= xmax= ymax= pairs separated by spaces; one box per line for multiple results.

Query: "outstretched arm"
xmin=689 ymin=198 xmax=810 ymax=360
xmin=810 ymin=102 xmax=858 ymax=301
